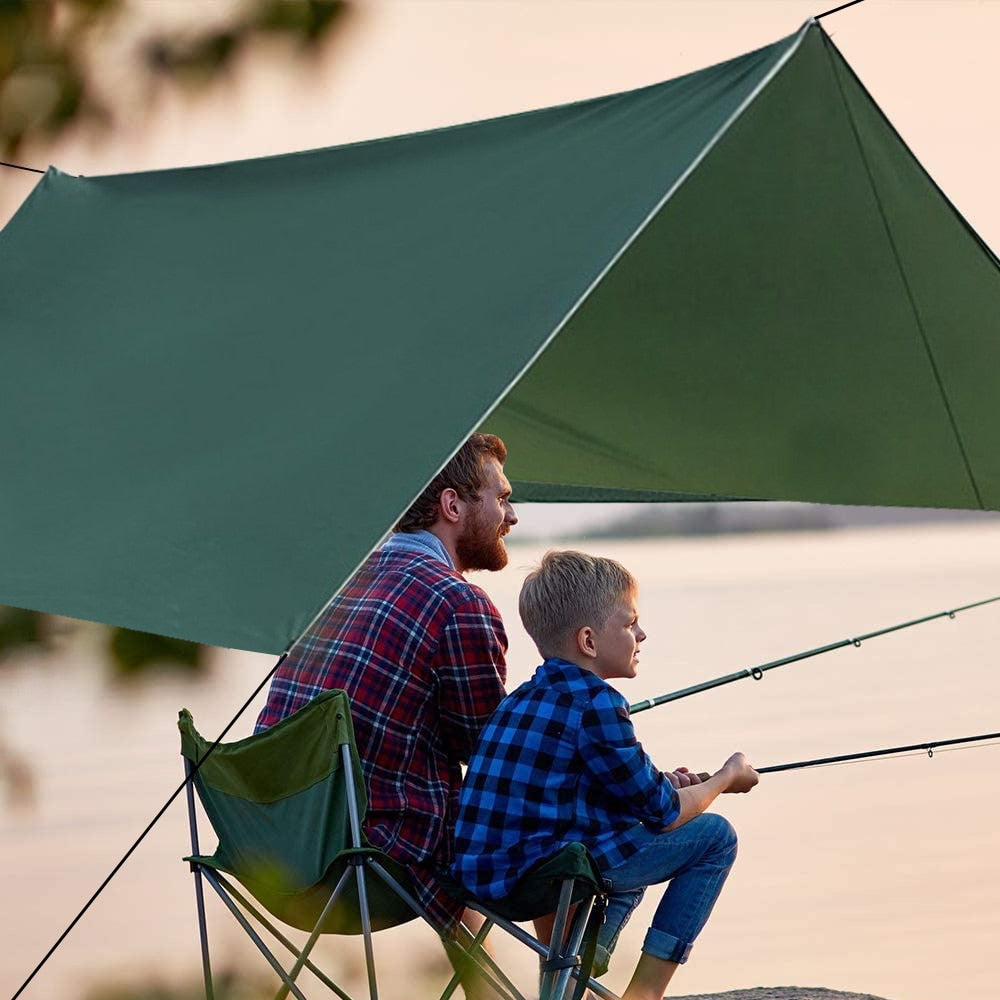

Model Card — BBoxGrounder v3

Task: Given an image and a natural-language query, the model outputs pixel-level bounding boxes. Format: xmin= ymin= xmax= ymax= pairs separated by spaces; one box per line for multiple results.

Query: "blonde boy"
xmin=452 ymin=551 xmax=758 ymax=1000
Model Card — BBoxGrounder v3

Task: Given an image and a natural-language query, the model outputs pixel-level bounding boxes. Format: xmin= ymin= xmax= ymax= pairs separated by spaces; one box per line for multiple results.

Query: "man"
xmin=254 ymin=432 xmax=516 ymax=939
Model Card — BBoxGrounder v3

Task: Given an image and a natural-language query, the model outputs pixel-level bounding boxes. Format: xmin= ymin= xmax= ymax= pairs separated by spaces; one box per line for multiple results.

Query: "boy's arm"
xmin=663 ymin=753 xmax=759 ymax=831
xmin=578 ymin=693 xmax=680 ymax=827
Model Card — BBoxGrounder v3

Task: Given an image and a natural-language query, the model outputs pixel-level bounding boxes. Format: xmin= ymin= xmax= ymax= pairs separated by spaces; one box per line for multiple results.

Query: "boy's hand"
xmin=718 ymin=752 xmax=759 ymax=793
xmin=665 ymin=767 xmax=704 ymax=788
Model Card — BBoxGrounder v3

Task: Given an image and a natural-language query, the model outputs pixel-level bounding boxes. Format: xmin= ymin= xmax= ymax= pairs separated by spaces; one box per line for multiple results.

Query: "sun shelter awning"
xmin=2 ymin=20 xmax=999 ymax=654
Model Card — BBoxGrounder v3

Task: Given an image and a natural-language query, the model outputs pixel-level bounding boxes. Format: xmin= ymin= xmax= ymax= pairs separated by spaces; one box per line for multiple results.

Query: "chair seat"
xmin=187 ymin=845 xmax=420 ymax=934
xmin=448 ymin=842 xmax=604 ymax=922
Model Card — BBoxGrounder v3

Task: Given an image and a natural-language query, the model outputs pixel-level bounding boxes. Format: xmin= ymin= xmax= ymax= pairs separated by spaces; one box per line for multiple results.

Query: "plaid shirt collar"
xmin=536 ymin=656 xmax=613 ymax=696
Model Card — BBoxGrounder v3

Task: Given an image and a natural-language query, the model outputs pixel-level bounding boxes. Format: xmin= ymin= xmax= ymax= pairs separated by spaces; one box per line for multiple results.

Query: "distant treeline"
xmin=568 ymin=502 xmax=1000 ymax=541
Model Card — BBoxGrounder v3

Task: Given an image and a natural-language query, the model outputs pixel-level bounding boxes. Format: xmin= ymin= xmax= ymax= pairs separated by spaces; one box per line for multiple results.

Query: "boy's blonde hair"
xmin=519 ymin=550 xmax=637 ymax=657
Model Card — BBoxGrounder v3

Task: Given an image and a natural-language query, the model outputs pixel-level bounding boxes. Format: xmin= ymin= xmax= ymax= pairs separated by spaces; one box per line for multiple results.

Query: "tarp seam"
xmin=820 ymin=26 xmax=985 ymax=510
xmin=458 ymin=19 xmax=817 ymax=449
xmin=283 ymin=24 xmax=819 ymax=652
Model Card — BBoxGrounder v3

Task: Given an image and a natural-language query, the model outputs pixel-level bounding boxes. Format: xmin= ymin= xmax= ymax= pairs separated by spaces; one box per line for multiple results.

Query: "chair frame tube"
xmin=463 ymin=900 xmax=618 ymax=1000
xmin=184 ymin=759 xmax=215 ymax=1000
xmin=548 ymin=895 xmax=595 ymax=1000
xmin=367 ymin=860 xmax=524 ymax=1000
xmin=201 ymin=869 xmax=310 ymax=1000
xmin=211 ymin=872 xmax=355 ymax=1000
xmin=342 ymin=744 xmax=380 ymax=1000
xmin=273 ymin=865 xmax=355 ymax=1000
xmin=539 ymin=880 xmax=575 ymax=1000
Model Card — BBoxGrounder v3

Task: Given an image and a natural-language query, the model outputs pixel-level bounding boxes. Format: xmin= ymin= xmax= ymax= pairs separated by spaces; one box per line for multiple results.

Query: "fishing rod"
xmin=685 ymin=730 xmax=1000 ymax=781
xmin=756 ymin=730 xmax=1000 ymax=774
xmin=629 ymin=594 xmax=1000 ymax=715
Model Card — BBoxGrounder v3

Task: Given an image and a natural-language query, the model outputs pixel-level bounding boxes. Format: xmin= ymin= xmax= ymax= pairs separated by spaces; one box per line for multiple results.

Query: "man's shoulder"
xmin=372 ymin=547 xmax=499 ymax=614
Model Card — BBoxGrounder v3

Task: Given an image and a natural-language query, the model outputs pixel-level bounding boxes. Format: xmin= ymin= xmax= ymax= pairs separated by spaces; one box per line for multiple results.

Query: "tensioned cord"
xmin=10 ymin=653 xmax=288 ymax=1000
xmin=816 ymin=0 xmax=868 ymax=20
xmin=1 ymin=160 xmax=45 ymax=174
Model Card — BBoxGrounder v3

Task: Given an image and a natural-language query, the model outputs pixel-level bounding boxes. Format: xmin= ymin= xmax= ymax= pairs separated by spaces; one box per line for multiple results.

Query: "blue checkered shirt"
xmin=451 ymin=657 xmax=680 ymax=901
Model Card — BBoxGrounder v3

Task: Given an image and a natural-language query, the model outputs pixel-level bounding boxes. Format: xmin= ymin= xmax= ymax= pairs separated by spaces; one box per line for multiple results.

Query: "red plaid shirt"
xmin=255 ymin=537 xmax=507 ymax=932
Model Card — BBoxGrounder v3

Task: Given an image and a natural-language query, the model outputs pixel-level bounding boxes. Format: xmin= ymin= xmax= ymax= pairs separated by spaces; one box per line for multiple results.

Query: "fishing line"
xmin=630 ymin=594 xmax=1000 ymax=715
xmin=757 ymin=730 xmax=1000 ymax=774
xmin=767 ymin=738 xmax=1000 ymax=773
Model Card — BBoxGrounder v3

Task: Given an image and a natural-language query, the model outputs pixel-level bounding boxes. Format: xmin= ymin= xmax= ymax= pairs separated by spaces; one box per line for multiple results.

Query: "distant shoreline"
xmin=511 ymin=500 xmax=999 ymax=543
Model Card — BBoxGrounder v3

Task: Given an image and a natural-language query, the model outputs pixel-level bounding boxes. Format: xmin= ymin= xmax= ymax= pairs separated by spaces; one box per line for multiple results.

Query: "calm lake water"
xmin=3 ymin=521 xmax=999 ymax=1000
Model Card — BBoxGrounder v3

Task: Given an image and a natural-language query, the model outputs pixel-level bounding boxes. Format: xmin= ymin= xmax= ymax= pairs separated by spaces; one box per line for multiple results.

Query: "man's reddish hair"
xmin=395 ymin=433 xmax=507 ymax=533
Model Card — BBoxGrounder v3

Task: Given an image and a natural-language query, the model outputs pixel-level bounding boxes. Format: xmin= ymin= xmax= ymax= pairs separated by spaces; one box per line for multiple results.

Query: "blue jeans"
xmin=595 ymin=813 xmax=738 ymax=973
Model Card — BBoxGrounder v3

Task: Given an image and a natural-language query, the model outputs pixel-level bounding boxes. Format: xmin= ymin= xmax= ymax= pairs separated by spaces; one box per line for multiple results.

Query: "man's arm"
xmin=435 ymin=594 xmax=508 ymax=763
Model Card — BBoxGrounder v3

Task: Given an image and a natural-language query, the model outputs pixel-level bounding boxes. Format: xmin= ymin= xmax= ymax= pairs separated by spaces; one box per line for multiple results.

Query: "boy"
xmin=451 ymin=550 xmax=758 ymax=1000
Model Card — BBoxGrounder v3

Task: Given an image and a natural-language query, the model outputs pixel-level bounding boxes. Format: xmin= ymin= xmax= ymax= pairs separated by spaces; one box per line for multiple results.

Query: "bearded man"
xmin=254 ymin=432 xmax=516 ymax=940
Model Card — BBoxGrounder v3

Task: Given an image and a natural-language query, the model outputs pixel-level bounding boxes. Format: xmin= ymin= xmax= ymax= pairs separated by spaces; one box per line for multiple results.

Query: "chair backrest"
xmin=179 ymin=689 xmax=415 ymax=933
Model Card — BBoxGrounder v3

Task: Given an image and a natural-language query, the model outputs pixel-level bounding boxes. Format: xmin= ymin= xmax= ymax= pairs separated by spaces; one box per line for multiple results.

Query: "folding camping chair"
xmin=179 ymin=689 xmax=617 ymax=1000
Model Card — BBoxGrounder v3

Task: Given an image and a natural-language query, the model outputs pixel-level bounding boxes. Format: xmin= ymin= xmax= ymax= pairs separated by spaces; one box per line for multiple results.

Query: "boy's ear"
xmin=575 ymin=625 xmax=598 ymax=659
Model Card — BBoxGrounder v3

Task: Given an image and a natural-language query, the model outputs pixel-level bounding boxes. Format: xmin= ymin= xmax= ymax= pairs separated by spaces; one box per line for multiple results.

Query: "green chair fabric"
xmin=178 ymin=689 xmax=417 ymax=934
xmin=457 ymin=843 xmax=606 ymax=1000
xmin=447 ymin=842 xmax=604 ymax=924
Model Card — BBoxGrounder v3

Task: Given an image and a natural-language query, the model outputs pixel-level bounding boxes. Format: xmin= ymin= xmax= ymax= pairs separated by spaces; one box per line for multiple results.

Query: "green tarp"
xmin=2 ymin=20 xmax=998 ymax=653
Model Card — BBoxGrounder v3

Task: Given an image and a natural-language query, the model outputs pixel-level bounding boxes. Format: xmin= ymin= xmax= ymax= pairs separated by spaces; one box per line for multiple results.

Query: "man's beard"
xmin=456 ymin=507 xmax=509 ymax=572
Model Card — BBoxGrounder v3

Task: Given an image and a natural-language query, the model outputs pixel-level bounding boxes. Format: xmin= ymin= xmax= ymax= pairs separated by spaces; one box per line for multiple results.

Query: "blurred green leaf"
xmin=1 ymin=0 xmax=351 ymax=155
xmin=107 ymin=626 xmax=205 ymax=679
xmin=0 ymin=606 xmax=48 ymax=661
xmin=83 ymin=966 xmax=274 ymax=1000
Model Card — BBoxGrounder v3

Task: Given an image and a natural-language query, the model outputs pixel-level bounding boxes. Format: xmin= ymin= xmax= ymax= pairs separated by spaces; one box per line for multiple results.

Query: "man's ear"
xmin=575 ymin=625 xmax=598 ymax=660
xmin=438 ymin=487 xmax=462 ymax=525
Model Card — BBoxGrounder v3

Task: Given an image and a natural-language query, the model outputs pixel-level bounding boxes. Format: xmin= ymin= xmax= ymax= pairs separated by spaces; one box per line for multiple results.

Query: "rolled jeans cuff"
xmin=642 ymin=927 xmax=693 ymax=965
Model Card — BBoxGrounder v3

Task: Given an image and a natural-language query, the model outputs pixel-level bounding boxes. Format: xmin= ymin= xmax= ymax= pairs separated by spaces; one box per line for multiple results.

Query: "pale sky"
xmin=3 ymin=0 xmax=998 ymax=242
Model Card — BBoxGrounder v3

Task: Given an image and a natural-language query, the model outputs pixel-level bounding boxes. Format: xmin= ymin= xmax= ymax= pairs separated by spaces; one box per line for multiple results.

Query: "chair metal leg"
xmin=201 ymin=869 xmax=310 ymax=1000
xmin=439 ymin=916 xmax=493 ymax=1000
xmin=549 ymin=896 xmax=594 ymax=1000
xmin=367 ymin=861 xmax=523 ymax=1000
xmin=353 ymin=863 xmax=380 ymax=1000
xmin=341 ymin=745 xmax=381 ymax=1000
xmin=540 ymin=880 xmax=576 ymax=1000
xmin=273 ymin=865 xmax=354 ymax=1000
xmin=184 ymin=760 xmax=215 ymax=1000
xmin=213 ymin=873 xmax=355 ymax=1000
xmin=461 ymin=901 xmax=620 ymax=1000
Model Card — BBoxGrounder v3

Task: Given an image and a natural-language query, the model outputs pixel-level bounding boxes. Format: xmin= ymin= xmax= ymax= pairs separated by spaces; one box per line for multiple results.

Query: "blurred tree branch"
xmin=0 ymin=604 xmax=207 ymax=679
xmin=0 ymin=0 xmax=350 ymax=156
xmin=0 ymin=604 xmax=209 ymax=808
xmin=0 ymin=0 xmax=349 ymax=809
